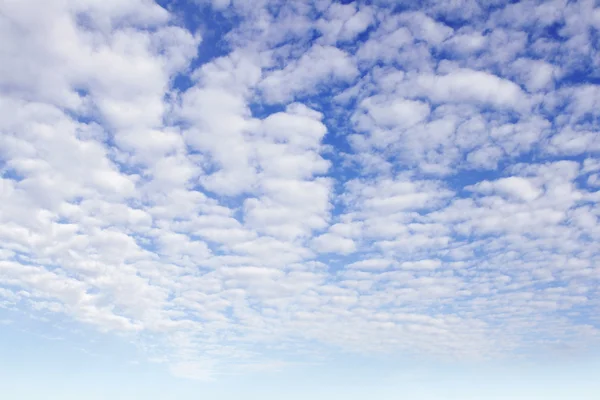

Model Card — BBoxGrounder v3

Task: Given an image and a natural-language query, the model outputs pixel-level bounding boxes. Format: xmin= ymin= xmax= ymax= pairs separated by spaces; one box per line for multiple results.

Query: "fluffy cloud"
xmin=259 ymin=45 xmax=358 ymax=103
xmin=1 ymin=0 xmax=600 ymax=381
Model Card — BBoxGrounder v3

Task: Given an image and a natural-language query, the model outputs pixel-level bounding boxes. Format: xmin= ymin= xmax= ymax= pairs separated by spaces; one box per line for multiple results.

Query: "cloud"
xmin=356 ymin=96 xmax=431 ymax=131
xmin=467 ymin=176 xmax=542 ymax=202
xmin=316 ymin=3 xmax=375 ymax=44
xmin=414 ymin=69 xmax=528 ymax=110
xmin=399 ymin=259 xmax=442 ymax=270
xmin=346 ymin=258 xmax=393 ymax=271
xmin=312 ymin=233 xmax=356 ymax=255
xmin=1 ymin=0 xmax=600 ymax=382
xmin=259 ymin=45 xmax=358 ymax=103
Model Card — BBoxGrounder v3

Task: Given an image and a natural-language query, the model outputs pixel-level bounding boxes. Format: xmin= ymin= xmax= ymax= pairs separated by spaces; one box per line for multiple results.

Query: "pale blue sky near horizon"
xmin=2 ymin=315 xmax=600 ymax=400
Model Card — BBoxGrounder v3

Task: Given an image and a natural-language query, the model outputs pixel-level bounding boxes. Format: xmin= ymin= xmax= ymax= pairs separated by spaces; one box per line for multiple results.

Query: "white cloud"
xmin=356 ymin=26 xmax=413 ymax=64
xmin=547 ymin=126 xmax=600 ymax=155
xmin=317 ymin=3 xmax=375 ymax=44
xmin=467 ymin=176 xmax=542 ymax=202
xmin=346 ymin=258 xmax=393 ymax=271
xmin=356 ymin=96 xmax=431 ymax=131
xmin=466 ymin=145 xmax=505 ymax=170
xmin=397 ymin=11 xmax=454 ymax=45
xmin=399 ymin=259 xmax=442 ymax=270
xmin=415 ymin=69 xmax=528 ymax=110
xmin=511 ymin=58 xmax=560 ymax=92
xmin=312 ymin=233 xmax=356 ymax=255
xmin=444 ymin=31 xmax=487 ymax=54
xmin=259 ymin=45 xmax=358 ymax=103
xmin=2 ymin=0 xmax=600 ymax=383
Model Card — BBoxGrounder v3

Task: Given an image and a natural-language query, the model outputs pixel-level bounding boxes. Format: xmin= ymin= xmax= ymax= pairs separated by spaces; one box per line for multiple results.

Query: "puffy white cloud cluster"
xmin=1 ymin=0 xmax=599 ymax=379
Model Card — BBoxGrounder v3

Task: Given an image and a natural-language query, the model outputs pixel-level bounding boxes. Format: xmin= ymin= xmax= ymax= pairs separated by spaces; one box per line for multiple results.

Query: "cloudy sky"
xmin=1 ymin=0 xmax=600 ymax=398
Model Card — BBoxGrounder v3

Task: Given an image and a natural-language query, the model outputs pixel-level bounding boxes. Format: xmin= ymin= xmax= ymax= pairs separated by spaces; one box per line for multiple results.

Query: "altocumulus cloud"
xmin=1 ymin=0 xmax=600 ymax=380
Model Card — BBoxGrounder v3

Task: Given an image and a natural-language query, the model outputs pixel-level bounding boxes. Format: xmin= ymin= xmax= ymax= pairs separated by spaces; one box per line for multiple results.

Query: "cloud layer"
xmin=1 ymin=0 xmax=599 ymax=379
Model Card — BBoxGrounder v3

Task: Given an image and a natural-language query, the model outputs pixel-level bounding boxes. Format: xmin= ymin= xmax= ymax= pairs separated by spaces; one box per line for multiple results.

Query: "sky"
xmin=1 ymin=0 xmax=600 ymax=398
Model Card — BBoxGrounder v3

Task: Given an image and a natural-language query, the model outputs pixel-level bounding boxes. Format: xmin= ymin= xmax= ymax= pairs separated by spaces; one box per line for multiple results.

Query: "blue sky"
xmin=1 ymin=0 xmax=600 ymax=398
